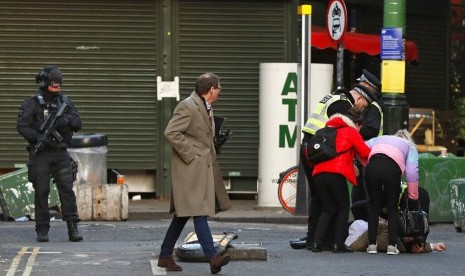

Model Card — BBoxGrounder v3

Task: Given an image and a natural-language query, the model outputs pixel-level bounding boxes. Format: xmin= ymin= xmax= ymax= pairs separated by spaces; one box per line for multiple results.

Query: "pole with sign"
xmin=326 ymin=0 xmax=347 ymax=88
xmin=382 ymin=0 xmax=409 ymax=135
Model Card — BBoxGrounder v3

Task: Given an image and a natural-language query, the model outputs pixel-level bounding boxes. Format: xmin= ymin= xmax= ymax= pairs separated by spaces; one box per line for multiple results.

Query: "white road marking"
xmin=150 ymin=259 xmax=167 ymax=275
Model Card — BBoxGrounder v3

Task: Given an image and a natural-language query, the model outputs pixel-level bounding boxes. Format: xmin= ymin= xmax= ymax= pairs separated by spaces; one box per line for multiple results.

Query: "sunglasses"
xmin=49 ymin=82 xmax=61 ymax=88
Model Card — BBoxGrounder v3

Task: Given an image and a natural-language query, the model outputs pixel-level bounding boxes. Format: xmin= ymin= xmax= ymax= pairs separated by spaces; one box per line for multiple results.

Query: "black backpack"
xmin=306 ymin=126 xmax=349 ymax=165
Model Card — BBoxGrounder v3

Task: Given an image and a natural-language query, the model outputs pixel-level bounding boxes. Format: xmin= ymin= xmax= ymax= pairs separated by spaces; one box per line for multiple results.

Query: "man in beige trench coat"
xmin=157 ymin=73 xmax=231 ymax=274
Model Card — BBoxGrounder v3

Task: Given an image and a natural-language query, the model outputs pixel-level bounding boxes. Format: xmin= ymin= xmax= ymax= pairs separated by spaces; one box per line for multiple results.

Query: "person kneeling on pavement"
xmin=345 ymin=218 xmax=446 ymax=253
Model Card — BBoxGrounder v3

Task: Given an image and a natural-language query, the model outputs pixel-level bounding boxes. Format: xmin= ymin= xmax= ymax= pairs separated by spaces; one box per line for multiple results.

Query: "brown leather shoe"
xmin=157 ymin=256 xmax=182 ymax=271
xmin=209 ymin=254 xmax=230 ymax=274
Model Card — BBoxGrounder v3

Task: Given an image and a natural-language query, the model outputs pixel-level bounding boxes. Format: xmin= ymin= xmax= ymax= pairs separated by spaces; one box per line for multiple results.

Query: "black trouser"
xmin=313 ymin=173 xmax=350 ymax=246
xmin=300 ymin=134 xmax=319 ymax=242
xmin=300 ymin=134 xmax=335 ymax=244
xmin=365 ymin=154 xmax=402 ymax=246
xmin=351 ymin=159 xmax=367 ymax=203
xmin=28 ymin=148 xmax=79 ymax=228
xmin=351 ymin=159 xmax=369 ymax=221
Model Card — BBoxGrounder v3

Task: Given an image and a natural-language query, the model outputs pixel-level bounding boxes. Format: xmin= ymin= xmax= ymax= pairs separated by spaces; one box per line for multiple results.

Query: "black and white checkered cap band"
xmin=357 ymin=74 xmax=377 ymax=90
xmin=353 ymin=86 xmax=373 ymax=103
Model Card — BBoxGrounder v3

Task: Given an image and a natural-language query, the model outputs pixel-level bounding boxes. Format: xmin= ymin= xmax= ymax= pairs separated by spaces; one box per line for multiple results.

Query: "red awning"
xmin=311 ymin=26 xmax=419 ymax=62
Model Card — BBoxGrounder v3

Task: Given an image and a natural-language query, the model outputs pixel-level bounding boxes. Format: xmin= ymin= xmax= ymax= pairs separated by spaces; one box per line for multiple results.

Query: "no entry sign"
xmin=326 ymin=0 xmax=347 ymax=44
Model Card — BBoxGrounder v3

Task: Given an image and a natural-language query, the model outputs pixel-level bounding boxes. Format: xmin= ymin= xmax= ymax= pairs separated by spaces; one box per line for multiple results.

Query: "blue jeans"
xmin=160 ymin=215 xmax=216 ymax=260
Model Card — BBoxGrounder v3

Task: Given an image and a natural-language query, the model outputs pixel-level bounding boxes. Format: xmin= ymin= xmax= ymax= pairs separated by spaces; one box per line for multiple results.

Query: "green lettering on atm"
xmin=282 ymin=98 xmax=297 ymax=122
xmin=279 ymin=125 xmax=297 ymax=148
xmin=281 ymin=72 xmax=298 ymax=96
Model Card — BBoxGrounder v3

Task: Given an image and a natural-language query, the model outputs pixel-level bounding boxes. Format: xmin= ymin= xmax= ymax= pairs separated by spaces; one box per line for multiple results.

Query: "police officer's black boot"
xmin=36 ymin=225 xmax=49 ymax=242
xmin=67 ymin=221 xmax=83 ymax=242
xmin=305 ymin=225 xmax=315 ymax=250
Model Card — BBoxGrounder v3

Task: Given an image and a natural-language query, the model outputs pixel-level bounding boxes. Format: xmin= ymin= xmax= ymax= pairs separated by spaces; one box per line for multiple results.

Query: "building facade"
xmin=0 ymin=0 xmax=458 ymax=195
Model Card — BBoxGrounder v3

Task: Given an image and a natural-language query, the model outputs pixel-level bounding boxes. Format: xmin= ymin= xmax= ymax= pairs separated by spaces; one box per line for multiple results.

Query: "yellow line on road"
xmin=23 ymin=247 xmax=40 ymax=276
xmin=6 ymin=246 xmax=28 ymax=276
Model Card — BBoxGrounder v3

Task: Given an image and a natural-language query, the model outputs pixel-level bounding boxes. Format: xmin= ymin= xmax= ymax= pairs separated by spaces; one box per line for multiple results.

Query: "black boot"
xmin=290 ymin=239 xmax=307 ymax=249
xmin=306 ymin=225 xmax=316 ymax=250
xmin=36 ymin=228 xmax=49 ymax=242
xmin=311 ymin=242 xmax=322 ymax=252
xmin=305 ymin=238 xmax=313 ymax=250
xmin=332 ymin=243 xmax=353 ymax=253
xmin=67 ymin=221 xmax=83 ymax=242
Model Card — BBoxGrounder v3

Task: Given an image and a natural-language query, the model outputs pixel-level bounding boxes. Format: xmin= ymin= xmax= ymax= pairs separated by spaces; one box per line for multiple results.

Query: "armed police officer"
xmin=296 ymin=69 xmax=381 ymax=250
xmin=17 ymin=65 xmax=83 ymax=242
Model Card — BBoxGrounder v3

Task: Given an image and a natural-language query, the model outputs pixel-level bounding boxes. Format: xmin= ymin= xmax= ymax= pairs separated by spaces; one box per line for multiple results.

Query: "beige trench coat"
xmin=165 ymin=91 xmax=231 ymax=217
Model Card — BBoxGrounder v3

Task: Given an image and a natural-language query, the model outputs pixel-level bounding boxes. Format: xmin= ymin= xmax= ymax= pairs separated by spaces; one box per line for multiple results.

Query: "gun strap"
xmin=36 ymin=93 xmax=65 ymax=107
xmin=49 ymin=96 xmax=64 ymax=115
xmin=56 ymin=95 xmax=63 ymax=109
xmin=36 ymin=94 xmax=46 ymax=106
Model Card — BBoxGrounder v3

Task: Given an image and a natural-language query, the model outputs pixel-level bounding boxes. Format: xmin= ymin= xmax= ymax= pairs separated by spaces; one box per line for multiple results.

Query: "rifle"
xmin=32 ymin=102 xmax=68 ymax=155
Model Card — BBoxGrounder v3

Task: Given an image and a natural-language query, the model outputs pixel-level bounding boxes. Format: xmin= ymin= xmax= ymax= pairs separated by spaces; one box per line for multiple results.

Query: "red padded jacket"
xmin=311 ymin=114 xmax=371 ymax=186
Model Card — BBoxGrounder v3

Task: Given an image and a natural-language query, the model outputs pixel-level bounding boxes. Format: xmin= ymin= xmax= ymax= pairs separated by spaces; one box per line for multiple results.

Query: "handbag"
xmin=398 ymin=197 xmax=430 ymax=237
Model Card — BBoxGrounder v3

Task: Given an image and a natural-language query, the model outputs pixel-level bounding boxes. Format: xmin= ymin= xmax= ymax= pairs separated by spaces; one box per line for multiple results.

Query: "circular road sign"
xmin=326 ymin=0 xmax=347 ymax=44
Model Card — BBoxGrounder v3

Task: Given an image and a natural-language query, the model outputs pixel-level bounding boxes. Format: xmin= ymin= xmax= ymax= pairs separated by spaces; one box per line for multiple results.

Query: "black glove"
xmin=55 ymin=116 xmax=69 ymax=129
xmin=33 ymin=135 xmax=56 ymax=154
xmin=408 ymin=198 xmax=420 ymax=211
xmin=215 ymin=130 xmax=233 ymax=154
xmin=33 ymin=136 xmax=47 ymax=153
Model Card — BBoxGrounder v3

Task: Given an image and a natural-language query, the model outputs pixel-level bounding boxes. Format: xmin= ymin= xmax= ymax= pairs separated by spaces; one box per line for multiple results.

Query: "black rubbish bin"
xmin=68 ymin=133 xmax=108 ymax=185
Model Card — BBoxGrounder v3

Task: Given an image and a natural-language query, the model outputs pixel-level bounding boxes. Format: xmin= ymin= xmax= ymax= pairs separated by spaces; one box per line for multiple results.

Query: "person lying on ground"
xmin=345 ymin=219 xmax=446 ymax=253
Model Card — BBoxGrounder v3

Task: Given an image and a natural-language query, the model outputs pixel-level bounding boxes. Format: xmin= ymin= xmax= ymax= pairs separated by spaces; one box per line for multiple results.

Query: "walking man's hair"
xmin=195 ymin=73 xmax=220 ymax=95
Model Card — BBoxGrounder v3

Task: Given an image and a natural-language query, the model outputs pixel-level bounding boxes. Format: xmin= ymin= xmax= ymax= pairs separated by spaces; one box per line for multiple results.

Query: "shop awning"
xmin=311 ymin=26 xmax=419 ymax=62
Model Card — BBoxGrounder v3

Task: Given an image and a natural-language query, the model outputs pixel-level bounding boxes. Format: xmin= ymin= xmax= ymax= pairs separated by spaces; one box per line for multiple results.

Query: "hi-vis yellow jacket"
xmin=302 ymin=93 xmax=351 ymax=135
xmin=371 ymin=101 xmax=383 ymax=136
xmin=302 ymin=93 xmax=384 ymax=137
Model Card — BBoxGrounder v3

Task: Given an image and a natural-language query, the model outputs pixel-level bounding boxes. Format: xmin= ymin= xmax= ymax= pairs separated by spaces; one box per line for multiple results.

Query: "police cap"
xmin=356 ymin=69 xmax=381 ymax=92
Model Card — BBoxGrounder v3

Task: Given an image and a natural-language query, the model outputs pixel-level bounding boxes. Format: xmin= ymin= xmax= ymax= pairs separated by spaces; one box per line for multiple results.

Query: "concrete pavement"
xmin=128 ymin=198 xmax=307 ymax=224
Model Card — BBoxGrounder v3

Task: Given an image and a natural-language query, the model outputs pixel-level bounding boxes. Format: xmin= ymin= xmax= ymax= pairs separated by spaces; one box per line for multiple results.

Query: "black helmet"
xmin=35 ymin=65 xmax=63 ymax=88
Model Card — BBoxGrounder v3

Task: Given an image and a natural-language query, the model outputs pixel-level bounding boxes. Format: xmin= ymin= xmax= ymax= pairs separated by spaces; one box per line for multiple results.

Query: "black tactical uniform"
xmin=17 ymin=65 xmax=83 ymax=242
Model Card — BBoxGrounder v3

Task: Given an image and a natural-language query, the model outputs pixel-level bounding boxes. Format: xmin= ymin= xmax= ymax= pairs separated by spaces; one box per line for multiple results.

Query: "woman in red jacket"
xmin=311 ymin=107 xmax=371 ymax=253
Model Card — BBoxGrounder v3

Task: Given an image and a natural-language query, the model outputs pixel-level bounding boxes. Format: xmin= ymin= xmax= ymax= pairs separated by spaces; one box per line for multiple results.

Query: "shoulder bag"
xmin=398 ymin=196 xmax=429 ymax=237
